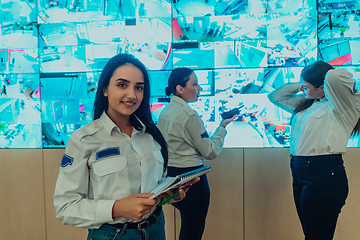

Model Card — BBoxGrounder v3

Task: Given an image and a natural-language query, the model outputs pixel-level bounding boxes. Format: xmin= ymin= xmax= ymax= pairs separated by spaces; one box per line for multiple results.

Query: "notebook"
xmin=149 ymin=166 xmax=211 ymax=199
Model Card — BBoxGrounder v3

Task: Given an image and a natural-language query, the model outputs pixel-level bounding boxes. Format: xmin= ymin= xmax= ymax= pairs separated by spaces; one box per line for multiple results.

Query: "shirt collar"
xmin=171 ymin=95 xmax=188 ymax=106
xmin=171 ymin=95 xmax=195 ymax=112
xmin=99 ymin=111 xmax=146 ymax=136
xmin=317 ymin=97 xmax=327 ymax=103
xmin=132 ymin=115 xmax=146 ymax=132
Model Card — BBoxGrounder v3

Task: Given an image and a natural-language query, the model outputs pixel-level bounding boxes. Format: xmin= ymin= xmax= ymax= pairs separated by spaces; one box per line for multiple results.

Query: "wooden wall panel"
xmin=43 ymin=149 xmax=88 ymax=240
xmin=174 ymin=149 xmax=244 ymax=240
xmin=1 ymin=147 xmax=360 ymax=240
xmin=244 ymin=148 xmax=303 ymax=240
xmin=334 ymin=148 xmax=360 ymax=240
xmin=163 ymin=204 xmax=176 ymax=240
xmin=0 ymin=149 xmax=46 ymax=240
xmin=204 ymin=148 xmax=244 ymax=239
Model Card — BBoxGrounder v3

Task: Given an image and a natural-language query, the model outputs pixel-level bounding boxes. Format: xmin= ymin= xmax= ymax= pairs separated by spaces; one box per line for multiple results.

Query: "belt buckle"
xmin=137 ymin=220 xmax=150 ymax=231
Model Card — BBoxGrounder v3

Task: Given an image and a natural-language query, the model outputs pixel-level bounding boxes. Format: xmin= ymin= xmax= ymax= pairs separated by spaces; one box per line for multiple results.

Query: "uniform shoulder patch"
xmin=61 ymin=154 xmax=74 ymax=167
xmin=201 ymin=131 xmax=209 ymax=138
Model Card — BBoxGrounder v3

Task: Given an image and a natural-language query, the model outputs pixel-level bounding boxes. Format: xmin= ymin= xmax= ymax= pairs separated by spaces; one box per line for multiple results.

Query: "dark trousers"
xmin=290 ymin=154 xmax=349 ymax=240
xmin=167 ymin=165 xmax=210 ymax=240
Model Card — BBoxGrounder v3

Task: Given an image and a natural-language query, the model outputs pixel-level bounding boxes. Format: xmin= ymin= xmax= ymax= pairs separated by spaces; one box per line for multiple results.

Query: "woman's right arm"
xmin=111 ymin=194 xmax=157 ymax=221
xmin=54 ymin=137 xmax=156 ymax=228
xmin=54 ymin=136 xmax=158 ymax=227
xmin=54 ymin=136 xmax=116 ymax=228
xmin=267 ymin=82 xmax=305 ymax=113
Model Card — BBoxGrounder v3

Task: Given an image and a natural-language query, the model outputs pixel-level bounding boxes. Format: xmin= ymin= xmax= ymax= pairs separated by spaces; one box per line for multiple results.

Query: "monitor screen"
xmin=0 ymin=0 xmax=359 ymax=148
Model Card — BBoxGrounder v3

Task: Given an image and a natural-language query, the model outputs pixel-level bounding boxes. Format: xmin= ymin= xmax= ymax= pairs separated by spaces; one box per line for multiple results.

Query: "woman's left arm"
xmin=325 ymin=68 xmax=360 ymax=113
xmin=185 ymin=114 xmax=226 ymax=160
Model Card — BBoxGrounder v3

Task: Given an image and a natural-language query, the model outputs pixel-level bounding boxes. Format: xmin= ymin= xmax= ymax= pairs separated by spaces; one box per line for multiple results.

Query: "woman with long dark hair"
xmin=157 ymin=68 xmax=235 ymax=240
xmin=54 ymin=54 xmax=197 ymax=240
xmin=268 ymin=61 xmax=360 ymax=240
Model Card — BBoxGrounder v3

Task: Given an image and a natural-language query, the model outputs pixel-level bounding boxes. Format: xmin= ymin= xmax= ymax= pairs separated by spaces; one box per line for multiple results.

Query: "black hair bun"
xmin=165 ymin=86 xmax=172 ymax=96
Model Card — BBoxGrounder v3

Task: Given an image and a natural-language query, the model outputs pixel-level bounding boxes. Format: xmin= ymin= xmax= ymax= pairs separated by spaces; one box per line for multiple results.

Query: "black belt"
xmin=290 ymin=154 xmax=342 ymax=163
xmin=106 ymin=206 xmax=162 ymax=231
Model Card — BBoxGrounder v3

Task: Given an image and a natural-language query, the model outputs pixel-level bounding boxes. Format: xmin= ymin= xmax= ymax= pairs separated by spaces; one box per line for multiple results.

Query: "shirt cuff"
xmin=217 ymin=125 xmax=227 ymax=136
xmin=96 ymin=199 xmax=117 ymax=224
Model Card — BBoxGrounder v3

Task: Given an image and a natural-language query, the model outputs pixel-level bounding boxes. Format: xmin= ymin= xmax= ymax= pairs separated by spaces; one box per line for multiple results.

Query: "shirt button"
xmin=332 ymin=172 xmax=335 ymax=175
xmin=116 ymin=229 xmax=121 ymax=232
xmin=307 ymin=161 xmax=310 ymax=163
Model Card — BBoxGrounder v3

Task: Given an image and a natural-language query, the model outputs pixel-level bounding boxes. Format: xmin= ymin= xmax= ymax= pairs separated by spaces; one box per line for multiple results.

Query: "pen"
xmin=157 ymin=185 xmax=191 ymax=207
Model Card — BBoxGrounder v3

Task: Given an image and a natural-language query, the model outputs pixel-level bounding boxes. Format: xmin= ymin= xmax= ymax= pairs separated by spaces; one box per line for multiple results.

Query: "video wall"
xmin=1 ymin=0 xmax=360 ymax=148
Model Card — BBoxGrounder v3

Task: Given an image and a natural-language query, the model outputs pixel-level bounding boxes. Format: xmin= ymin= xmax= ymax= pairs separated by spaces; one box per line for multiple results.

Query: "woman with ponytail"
xmin=268 ymin=61 xmax=360 ymax=240
xmin=157 ymin=68 xmax=235 ymax=240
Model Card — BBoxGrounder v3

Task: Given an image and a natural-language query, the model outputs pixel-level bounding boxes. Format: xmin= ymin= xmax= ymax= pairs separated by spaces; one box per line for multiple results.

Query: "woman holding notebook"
xmin=53 ymin=54 xmax=197 ymax=240
xmin=157 ymin=68 xmax=235 ymax=240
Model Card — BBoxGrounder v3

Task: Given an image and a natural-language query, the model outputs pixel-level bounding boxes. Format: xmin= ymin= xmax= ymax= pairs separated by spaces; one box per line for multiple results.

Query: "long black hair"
xmin=292 ymin=61 xmax=334 ymax=117
xmin=292 ymin=60 xmax=360 ymax=136
xmin=93 ymin=53 xmax=168 ymax=169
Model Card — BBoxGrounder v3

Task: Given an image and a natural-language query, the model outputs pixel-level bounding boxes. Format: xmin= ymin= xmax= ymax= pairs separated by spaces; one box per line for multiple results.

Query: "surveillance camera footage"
xmin=1 ymin=0 xmax=360 ymax=148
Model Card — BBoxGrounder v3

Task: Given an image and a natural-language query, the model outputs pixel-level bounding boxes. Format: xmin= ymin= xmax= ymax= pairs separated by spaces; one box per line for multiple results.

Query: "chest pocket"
xmin=90 ymin=156 xmax=129 ymax=199
xmin=92 ymin=156 xmax=127 ymax=177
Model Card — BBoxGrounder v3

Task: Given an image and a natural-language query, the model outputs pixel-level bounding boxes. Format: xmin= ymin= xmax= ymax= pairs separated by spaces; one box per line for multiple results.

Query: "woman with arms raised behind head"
xmin=157 ymin=68 xmax=236 ymax=240
xmin=268 ymin=61 xmax=360 ymax=240
xmin=54 ymin=54 xmax=198 ymax=240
